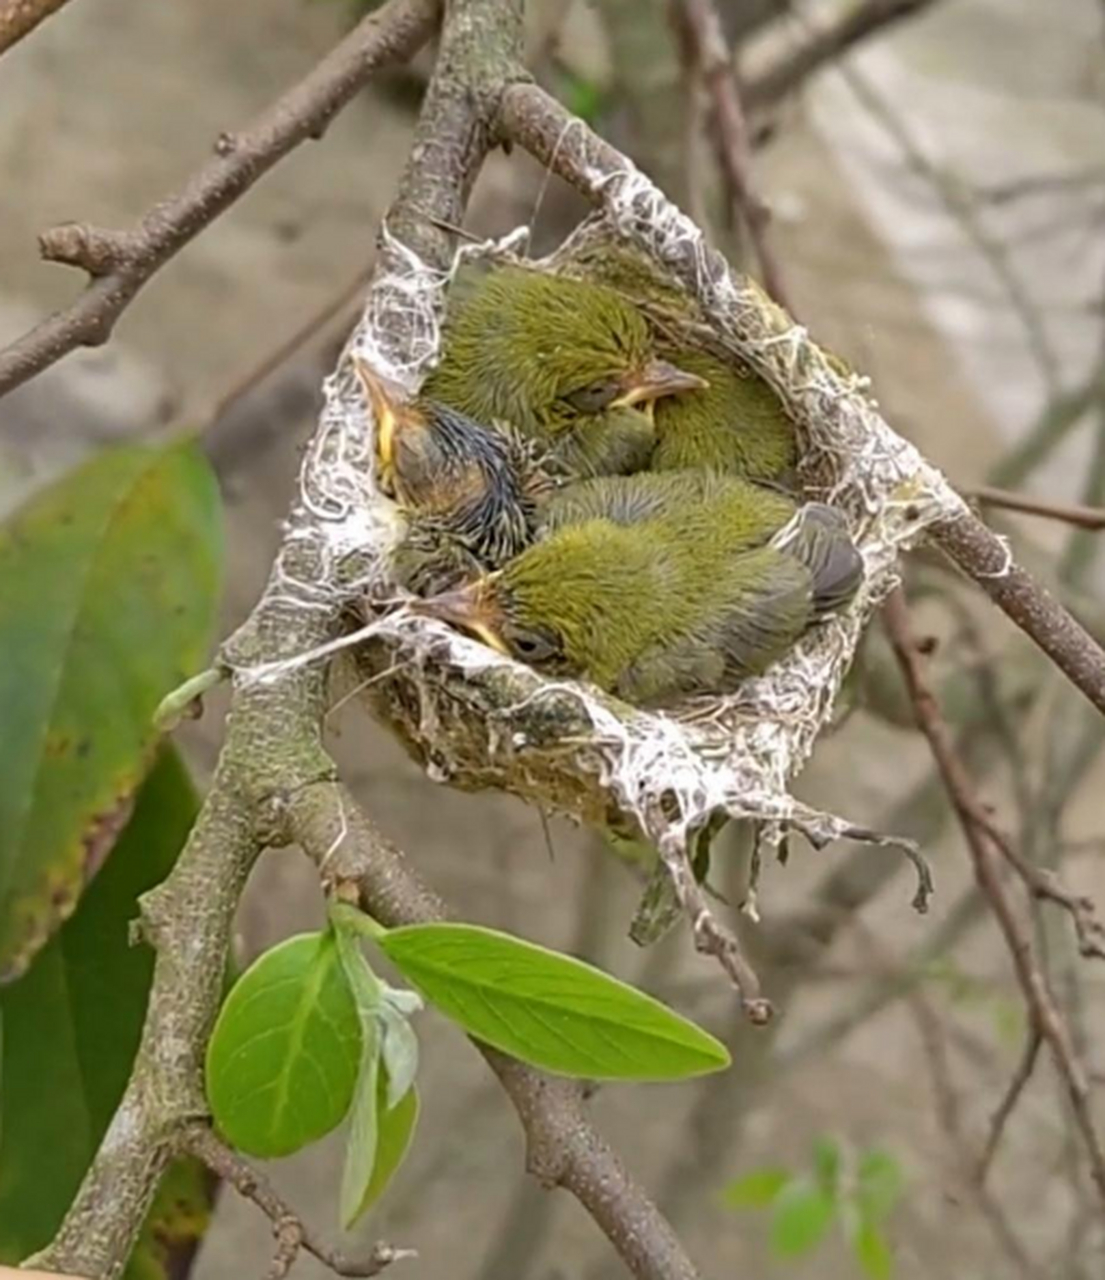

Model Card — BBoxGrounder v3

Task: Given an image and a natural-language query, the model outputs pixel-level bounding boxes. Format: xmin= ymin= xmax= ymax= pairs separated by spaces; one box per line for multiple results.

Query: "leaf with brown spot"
xmin=0 ymin=439 xmax=221 ymax=979
xmin=0 ymin=748 xmax=214 ymax=1269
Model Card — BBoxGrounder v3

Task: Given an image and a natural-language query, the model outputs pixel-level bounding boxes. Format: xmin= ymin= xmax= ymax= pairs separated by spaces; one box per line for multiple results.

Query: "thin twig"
xmin=0 ymin=0 xmax=440 ymax=398
xmin=975 ymin=1031 xmax=1043 ymax=1187
xmin=743 ymin=0 xmax=945 ymax=111
xmin=675 ymin=0 xmax=790 ymax=306
xmin=0 ymin=0 xmax=73 ymax=55
xmin=184 ymin=1126 xmax=408 ymax=1279
xmin=971 ymin=487 xmax=1105 ymax=531
xmin=883 ymin=586 xmax=1105 ymax=1213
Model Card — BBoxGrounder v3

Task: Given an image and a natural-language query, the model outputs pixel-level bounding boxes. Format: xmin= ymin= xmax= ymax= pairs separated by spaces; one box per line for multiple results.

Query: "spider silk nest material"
xmin=251 ymin=169 xmax=968 ymax=940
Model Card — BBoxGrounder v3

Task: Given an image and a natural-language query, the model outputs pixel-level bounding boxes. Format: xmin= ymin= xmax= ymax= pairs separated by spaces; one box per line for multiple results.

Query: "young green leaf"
xmin=344 ymin=1069 xmax=421 ymax=1227
xmin=769 ymin=1179 xmax=835 ymax=1257
xmin=375 ymin=922 xmax=729 ymax=1080
xmin=812 ymin=1134 xmax=842 ymax=1195
xmin=380 ymin=998 xmax=420 ymax=1109
xmin=856 ymin=1150 xmax=903 ymax=1222
xmin=206 ymin=932 xmax=362 ymax=1158
xmin=340 ymin=1022 xmax=380 ymax=1229
xmin=851 ymin=1217 xmax=894 ymax=1280
xmin=0 ymin=440 xmax=221 ymax=979
xmin=722 ymin=1167 xmax=792 ymax=1209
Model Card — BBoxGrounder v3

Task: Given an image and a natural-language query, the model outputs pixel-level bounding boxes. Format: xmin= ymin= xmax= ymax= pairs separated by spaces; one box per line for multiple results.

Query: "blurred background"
xmin=2 ymin=0 xmax=1103 ymax=1276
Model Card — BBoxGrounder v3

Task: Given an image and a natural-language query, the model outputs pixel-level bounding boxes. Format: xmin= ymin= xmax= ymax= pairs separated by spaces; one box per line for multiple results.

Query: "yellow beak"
xmin=609 ymin=358 xmax=708 ymax=410
xmin=412 ymin=579 xmax=510 ymax=655
xmin=351 ymin=355 xmax=401 ymax=476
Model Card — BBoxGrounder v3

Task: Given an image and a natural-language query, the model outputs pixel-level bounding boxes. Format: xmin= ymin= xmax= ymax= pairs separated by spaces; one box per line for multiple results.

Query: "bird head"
xmin=431 ymin=268 xmax=707 ymax=438
xmin=352 ymin=356 xmax=424 ymax=501
xmin=412 ymin=522 xmax=655 ymax=685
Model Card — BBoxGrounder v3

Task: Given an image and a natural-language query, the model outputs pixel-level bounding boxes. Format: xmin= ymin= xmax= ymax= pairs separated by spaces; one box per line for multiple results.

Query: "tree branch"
xmin=675 ymin=0 xmax=790 ymax=306
xmin=183 ymin=1126 xmax=409 ymax=1280
xmin=930 ymin=513 xmax=1105 ymax=718
xmin=742 ymin=0 xmax=945 ymax=111
xmin=883 ymin=586 xmax=1105 ymax=1212
xmin=0 ymin=0 xmax=72 ymax=56
xmin=971 ymin=486 xmax=1105 ymax=531
xmin=0 ymin=0 xmax=440 ymax=399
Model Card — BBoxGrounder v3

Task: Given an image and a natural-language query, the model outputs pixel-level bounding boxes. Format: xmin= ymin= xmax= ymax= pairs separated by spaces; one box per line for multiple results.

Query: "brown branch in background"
xmin=184 ymin=1126 xmax=408 ymax=1279
xmin=743 ymin=0 xmax=944 ymax=111
xmin=975 ymin=1031 xmax=1043 ymax=1187
xmin=0 ymin=0 xmax=73 ymax=55
xmin=0 ymin=0 xmax=440 ymax=399
xmin=850 ymin=923 xmax=1043 ymax=1280
xmin=674 ymin=0 xmax=790 ymax=307
xmin=931 ymin=513 xmax=1105 ymax=719
xmin=883 ymin=587 xmax=1105 ymax=1210
xmin=970 ymin=486 xmax=1105 ymax=531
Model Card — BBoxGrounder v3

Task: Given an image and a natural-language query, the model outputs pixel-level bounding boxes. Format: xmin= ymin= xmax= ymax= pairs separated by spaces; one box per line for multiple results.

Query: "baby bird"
xmin=650 ymin=346 xmax=799 ymax=485
xmin=354 ymin=357 xmax=546 ymax=593
xmin=416 ymin=474 xmax=863 ymax=705
xmin=422 ymin=267 xmax=707 ymax=478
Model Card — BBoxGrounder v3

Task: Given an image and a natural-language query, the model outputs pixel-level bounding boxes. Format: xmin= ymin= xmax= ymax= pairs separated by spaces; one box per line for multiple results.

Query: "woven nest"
xmin=248 ymin=169 xmax=966 ymax=994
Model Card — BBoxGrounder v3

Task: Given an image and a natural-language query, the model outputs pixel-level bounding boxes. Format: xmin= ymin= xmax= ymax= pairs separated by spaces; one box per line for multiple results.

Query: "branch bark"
xmin=0 ymin=0 xmax=72 ymax=55
xmin=0 ymin=0 xmax=440 ymax=399
xmin=742 ymin=0 xmax=944 ymax=111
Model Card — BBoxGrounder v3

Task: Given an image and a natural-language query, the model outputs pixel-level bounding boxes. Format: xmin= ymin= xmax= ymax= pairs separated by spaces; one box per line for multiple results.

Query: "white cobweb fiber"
xmin=245 ymin=167 xmax=967 ymax=916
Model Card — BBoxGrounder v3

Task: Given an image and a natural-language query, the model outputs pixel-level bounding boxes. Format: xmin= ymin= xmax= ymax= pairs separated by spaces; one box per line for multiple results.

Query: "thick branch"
xmin=931 ymin=513 xmax=1105 ymax=718
xmin=742 ymin=0 xmax=944 ymax=111
xmin=0 ymin=0 xmax=440 ymax=399
xmin=0 ymin=0 xmax=72 ymax=55
xmin=294 ymin=782 xmax=701 ymax=1280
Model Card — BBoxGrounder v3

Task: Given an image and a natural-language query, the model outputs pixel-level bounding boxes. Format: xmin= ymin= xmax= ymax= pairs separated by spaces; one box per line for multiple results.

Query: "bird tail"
xmin=771 ymin=503 xmax=863 ymax=615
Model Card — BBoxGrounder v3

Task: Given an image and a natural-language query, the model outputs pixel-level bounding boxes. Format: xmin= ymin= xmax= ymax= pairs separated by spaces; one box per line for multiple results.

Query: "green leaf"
xmin=851 ymin=1217 xmax=894 ymax=1280
xmin=125 ymin=1157 xmax=213 ymax=1280
xmin=0 ymin=748 xmax=206 ymax=1265
xmin=340 ymin=1021 xmax=380 ymax=1229
xmin=812 ymin=1134 xmax=842 ymax=1195
xmin=206 ymin=932 xmax=362 ymax=1158
xmin=361 ymin=1074 xmax=419 ymax=1214
xmin=379 ymin=996 xmax=420 ymax=1108
xmin=0 ymin=440 xmax=221 ymax=979
xmin=856 ymin=1150 xmax=903 ymax=1222
xmin=375 ymin=923 xmax=729 ymax=1080
xmin=769 ymin=1179 xmax=835 ymax=1257
xmin=722 ymin=1167 xmax=792 ymax=1209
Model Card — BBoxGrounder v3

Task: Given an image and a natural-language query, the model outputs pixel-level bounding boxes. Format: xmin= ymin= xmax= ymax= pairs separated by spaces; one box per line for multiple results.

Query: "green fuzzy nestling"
xmin=416 ymin=472 xmax=863 ymax=705
xmin=423 ymin=267 xmax=706 ymax=479
xmin=558 ymin=242 xmax=799 ymax=484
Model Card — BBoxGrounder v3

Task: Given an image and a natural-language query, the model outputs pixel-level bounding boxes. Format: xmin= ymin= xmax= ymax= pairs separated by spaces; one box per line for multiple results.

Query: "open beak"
xmin=610 ymin=358 xmax=708 ymax=410
xmin=412 ymin=578 xmax=510 ymax=654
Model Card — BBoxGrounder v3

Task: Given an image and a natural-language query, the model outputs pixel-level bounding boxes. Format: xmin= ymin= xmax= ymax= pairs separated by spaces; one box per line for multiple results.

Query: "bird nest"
xmin=244 ymin=168 xmax=967 ymax=1013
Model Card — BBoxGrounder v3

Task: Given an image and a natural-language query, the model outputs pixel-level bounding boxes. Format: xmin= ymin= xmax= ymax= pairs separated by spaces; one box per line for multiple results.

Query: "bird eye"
xmin=503 ymin=622 xmax=563 ymax=665
xmin=562 ymin=378 xmax=620 ymax=415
